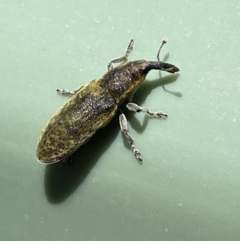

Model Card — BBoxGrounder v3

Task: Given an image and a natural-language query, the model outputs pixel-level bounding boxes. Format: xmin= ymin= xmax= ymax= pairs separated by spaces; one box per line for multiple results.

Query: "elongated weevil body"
xmin=36 ymin=38 xmax=179 ymax=164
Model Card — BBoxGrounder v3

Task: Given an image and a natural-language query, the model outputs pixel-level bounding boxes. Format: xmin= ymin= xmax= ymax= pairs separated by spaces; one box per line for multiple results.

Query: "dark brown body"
xmin=37 ymin=60 xmax=179 ymax=163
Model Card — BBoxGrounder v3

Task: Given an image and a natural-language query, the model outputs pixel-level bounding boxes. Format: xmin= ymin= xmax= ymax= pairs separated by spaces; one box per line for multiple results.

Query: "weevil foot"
xmin=57 ymin=89 xmax=77 ymax=95
xmin=57 ymin=86 xmax=83 ymax=96
xmin=119 ymin=113 xmax=143 ymax=163
xmin=133 ymin=147 xmax=143 ymax=163
xmin=126 ymin=103 xmax=168 ymax=119
xmin=107 ymin=39 xmax=134 ymax=71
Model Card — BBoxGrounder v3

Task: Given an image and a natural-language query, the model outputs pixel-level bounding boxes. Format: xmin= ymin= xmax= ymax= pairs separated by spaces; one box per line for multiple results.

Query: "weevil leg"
xmin=56 ymin=86 xmax=83 ymax=96
xmin=107 ymin=39 xmax=134 ymax=71
xmin=119 ymin=113 xmax=142 ymax=163
xmin=56 ymin=89 xmax=77 ymax=95
xmin=126 ymin=102 xmax=168 ymax=119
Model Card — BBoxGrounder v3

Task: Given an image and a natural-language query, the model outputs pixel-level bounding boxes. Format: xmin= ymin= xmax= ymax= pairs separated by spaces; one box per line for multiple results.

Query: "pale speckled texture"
xmin=1 ymin=1 xmax=240 ymax=241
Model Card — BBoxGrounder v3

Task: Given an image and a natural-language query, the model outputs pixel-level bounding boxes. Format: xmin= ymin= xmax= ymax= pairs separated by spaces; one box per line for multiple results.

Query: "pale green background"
xmin=1 ymin=1 xmax=239 ymax=241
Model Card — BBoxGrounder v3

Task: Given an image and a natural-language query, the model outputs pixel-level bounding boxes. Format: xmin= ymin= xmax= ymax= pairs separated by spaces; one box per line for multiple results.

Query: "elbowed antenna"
xmin=144 ymin=37 xmax=180 ymax=73
xmin=157 ymin=37 xmax=168 ymax=62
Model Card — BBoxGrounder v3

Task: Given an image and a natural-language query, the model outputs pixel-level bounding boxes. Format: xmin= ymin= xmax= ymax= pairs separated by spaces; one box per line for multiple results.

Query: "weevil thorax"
xmin=100 ymin=60 xmax=151 ymax=104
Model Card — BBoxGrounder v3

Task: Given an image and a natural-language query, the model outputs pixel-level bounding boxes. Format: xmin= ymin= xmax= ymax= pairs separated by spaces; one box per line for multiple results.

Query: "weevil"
xmin=36 ymin=38 xmax=179 ymax=164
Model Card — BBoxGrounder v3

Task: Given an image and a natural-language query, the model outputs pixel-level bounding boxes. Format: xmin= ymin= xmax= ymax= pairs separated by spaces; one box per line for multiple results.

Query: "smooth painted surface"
xmin=1 ymin=1 xmax=240 ymax=241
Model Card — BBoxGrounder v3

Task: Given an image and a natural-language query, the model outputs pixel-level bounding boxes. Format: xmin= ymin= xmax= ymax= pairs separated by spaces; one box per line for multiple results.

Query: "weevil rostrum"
xmin=36 ymin=38 xmax=179 ymax=164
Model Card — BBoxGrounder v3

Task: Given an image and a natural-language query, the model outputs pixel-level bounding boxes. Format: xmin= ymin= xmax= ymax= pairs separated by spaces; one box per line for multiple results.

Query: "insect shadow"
xmin=44 ymin=116 xmax=120 ymax=204
xmin=44 ymin=68 xmax=181 ymax=204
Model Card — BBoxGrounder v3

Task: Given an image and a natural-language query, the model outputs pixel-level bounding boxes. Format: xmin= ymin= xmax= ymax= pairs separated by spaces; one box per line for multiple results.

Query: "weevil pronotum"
xmin=36 ymin=38 xmax=179 ymax=164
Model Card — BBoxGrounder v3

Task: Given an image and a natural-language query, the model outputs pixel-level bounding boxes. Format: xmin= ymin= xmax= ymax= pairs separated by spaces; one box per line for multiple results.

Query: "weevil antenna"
xmin=157 ymin=37 xmax=168 ymax=62
xmin=125 ymin=39 xmax=134 ymax=58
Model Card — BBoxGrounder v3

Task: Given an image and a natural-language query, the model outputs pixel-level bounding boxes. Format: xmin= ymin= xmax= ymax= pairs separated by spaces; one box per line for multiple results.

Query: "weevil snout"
xmin=161 ymin=63 xmax=180 ymax=73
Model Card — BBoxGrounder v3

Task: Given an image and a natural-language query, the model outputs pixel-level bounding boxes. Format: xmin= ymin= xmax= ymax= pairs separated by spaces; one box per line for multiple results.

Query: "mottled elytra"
xmin=36 ymin=38 xmax=179 ymax=164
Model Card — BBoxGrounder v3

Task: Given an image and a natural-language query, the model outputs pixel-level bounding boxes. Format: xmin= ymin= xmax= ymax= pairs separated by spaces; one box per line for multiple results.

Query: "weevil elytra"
xmin=36 ymin=38 xmax=179 ymax=164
